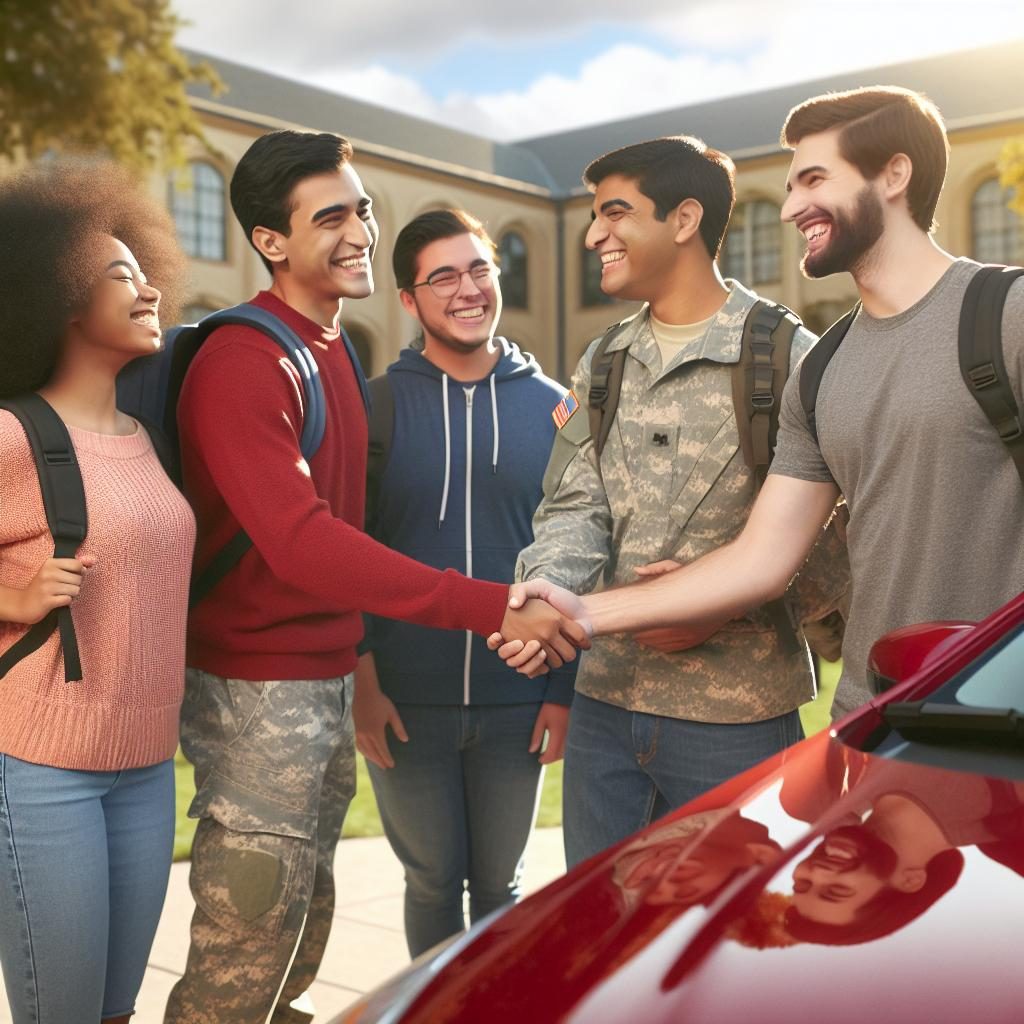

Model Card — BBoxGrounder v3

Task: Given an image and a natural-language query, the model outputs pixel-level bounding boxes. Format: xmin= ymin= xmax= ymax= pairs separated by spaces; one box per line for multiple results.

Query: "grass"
xmin=173 ymin=664 xmax=835 ymax=861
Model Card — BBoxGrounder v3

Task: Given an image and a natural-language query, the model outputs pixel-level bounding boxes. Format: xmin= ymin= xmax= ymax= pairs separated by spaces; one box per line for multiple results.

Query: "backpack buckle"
xmin=750 ymin=392 xmax=774 ymax=409
xmin=968 ymin=363 xmax=998 ymax=390
xmin=43 ymin=449 xmax=73 ymax=466
xmin=998 ymin=415 xmax=1023 ymax=442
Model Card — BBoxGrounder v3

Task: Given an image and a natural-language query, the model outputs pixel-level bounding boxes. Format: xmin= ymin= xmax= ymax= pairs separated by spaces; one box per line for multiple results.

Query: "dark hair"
xmin=392 ymin=208 xmax=496 ymax=291
xmin=0 ymin=159 xmax=186 ymax=398
xmin=582 ymin=136 xmax=736 ymax=259
xmin=781 ymin=87 xmax=949 ymax=232
xmin=784 ymin=848 xmax=964 ymax=945
xmin=230 ymin=130 xmax=354 ymax=275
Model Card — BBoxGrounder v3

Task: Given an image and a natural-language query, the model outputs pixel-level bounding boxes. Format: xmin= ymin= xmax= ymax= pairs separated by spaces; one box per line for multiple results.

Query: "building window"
xmin=581 ymin=232 xmax=614 ymax=307
xmin=971 ymin=178 xmax=1024 ymax=264
xmin=169 ymin=162 xmax=227 ymax=261
xmin=721 ymin=200 xmax=781 ymax=285
xmin=498 ymin=231 xmax=528 ymax=309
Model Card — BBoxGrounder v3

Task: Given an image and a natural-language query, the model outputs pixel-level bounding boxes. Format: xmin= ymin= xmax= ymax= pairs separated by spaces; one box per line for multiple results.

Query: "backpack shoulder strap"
xmin=0 ymin=394 xmax=87 ymax=682
xmin=731 ymin=299 xmax=800 ymax=488
xmin=959 ymin=264 xmax=1024 ymax=485
xmin=365 ymin=372 xmax=395 ymax=532
xmin=798 ymin=304 xmax=860 ymax=445
xmin=587 ymin=320 xmax=630 ymax=458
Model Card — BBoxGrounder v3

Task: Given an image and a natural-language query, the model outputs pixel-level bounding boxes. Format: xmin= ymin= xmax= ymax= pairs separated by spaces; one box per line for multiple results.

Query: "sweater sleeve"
xmin=178 ymin=339 xmax=508 ymax=636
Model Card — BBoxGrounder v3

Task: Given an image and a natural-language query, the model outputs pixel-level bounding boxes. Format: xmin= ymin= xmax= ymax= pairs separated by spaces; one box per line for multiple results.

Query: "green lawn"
xmin=174 ymin=664 xmax=835 ymax=862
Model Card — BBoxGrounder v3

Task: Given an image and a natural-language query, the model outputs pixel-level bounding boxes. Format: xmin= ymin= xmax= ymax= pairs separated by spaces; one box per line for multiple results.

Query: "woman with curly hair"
xmin=0 ymin=160 xmax=195 ymax=1024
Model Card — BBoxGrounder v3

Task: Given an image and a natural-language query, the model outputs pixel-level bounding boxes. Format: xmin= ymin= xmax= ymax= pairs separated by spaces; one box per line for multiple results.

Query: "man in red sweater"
xmin=164 ymin=130 xmax=584 ymax=1024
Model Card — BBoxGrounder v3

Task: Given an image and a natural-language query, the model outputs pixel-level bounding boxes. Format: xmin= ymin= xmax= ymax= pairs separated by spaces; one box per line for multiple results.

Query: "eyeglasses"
xmin=411 ymin=263 xmax=500 ymax=299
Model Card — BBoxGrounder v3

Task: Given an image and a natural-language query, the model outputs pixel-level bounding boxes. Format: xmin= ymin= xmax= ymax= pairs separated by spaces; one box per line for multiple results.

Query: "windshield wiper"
xmin=883 ymin=701 xmax=1024 ymax=742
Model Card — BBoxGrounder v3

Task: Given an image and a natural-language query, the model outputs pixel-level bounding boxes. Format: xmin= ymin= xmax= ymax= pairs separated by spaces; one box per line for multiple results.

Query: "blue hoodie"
xmin=364 ymin=338 xmax=576 ymax=706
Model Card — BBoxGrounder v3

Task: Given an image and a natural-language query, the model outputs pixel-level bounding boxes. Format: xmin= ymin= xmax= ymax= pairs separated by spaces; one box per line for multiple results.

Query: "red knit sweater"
xmin=178 ymin=292 xmax=509 ymax=681
xmin=0 ymin=414 xmax=195 ymax=770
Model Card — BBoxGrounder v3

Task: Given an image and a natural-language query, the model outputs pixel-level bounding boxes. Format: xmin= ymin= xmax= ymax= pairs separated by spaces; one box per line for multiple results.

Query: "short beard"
xmin=802 ymin=185 xmax=884 ymax=279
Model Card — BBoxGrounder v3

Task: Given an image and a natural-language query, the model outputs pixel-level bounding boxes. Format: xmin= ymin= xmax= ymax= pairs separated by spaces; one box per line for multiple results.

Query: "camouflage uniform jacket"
xmin=516 ymin=280 xmax=850 ymax=723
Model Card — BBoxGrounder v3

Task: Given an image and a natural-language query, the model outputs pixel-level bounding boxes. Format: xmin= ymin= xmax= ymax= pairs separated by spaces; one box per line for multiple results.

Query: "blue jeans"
xmin=563 ymin=693 xmax=803 ymax=867
xmin=0 ymin=754 xmax=175 ymax=1023
xmin=368 ymin=702 xmax=543 ymax=957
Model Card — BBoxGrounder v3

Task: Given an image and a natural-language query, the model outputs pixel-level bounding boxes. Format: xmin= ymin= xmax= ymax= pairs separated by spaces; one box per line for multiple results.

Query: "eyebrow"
xmin=106 ymin=260 xmax=136 ymax=273
xmin=785 ymin=165 xmax=828 ymax=192
xmin=311 ymin=204 xmax=348 ymax=222
xmin=591 ymin=198 xmax=634 ymax=221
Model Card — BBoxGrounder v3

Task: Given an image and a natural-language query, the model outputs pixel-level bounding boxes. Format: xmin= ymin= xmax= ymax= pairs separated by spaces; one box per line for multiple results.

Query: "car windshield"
xmin=950 ymin=625 xmax=1024 ymax=713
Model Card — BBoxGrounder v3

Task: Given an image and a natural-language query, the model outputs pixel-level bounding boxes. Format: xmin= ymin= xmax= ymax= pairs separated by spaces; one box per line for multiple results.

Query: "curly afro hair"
xmin=0 ymin=159 xmax=187 ymax=398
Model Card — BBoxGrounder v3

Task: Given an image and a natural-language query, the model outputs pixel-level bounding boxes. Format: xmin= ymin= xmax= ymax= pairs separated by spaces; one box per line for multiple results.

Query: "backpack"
xmin=0 ymin=303 xmax=361 ymax=683
xmin=588 ymin=300 xmax=804 ymax=655
xmin=798 ymin=264 xmax=1024 ymax=486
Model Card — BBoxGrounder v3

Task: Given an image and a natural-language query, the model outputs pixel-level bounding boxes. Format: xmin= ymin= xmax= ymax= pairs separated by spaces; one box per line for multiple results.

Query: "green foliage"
xmin=999 ymin=137 xmax=1024 ymax=217
xmin=0 ymin=0 xmax=222 ymax=173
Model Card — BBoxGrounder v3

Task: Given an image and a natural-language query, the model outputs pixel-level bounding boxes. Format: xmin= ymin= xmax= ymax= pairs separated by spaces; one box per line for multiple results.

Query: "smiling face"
xmin=781 ymin=129 xmax=886 ymax=279
xmin=400 ymin=232 xmax=502 ymax=356
xmin=790 ymin=825 xmax=897 ymax=926
xmin=264 ymin=164 xmax=378 ymax=308
xmin=584 ymin=174 xmax=681 ymax=303
xmin=72 ymin=235 xmax=163 ymax=363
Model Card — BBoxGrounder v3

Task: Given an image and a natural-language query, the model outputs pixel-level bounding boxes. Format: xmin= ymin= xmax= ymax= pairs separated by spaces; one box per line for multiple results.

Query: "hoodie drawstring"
xmin=439 ymin=373 xmax=451 ymax=527
xmin=489 ymin=374 xmax=499 ymax=472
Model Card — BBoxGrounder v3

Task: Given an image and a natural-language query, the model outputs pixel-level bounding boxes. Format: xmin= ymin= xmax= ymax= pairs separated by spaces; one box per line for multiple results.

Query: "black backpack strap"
xmin=959 ymin=265 xmax=1024 ymax=485
xmin=365 ymin=373 xmax=395 ymax=533
xmin=732 ymin=300 xmax=799 ymax=488
xmin=0 ymin=395 xmax=88 ymax=682
xmin=799 ymin=304 xmax=860 ymax=445
xmin=587 ymin=322 xmax=629 ymax=458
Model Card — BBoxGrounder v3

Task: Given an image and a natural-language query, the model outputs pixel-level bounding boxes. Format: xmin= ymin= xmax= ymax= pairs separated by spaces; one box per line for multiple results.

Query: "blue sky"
xmin=173 ymin=1 xmax=1024 ymax=140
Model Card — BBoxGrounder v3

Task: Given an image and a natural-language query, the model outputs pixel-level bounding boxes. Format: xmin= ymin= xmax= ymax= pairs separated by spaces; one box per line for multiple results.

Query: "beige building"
xmin=167 ymin=41 xmax=1024 ymax=383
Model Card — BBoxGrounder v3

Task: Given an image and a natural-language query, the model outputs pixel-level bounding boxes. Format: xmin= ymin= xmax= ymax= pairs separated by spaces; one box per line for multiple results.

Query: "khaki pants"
xmin=165 ymin=670 xmax=355 ymax=1024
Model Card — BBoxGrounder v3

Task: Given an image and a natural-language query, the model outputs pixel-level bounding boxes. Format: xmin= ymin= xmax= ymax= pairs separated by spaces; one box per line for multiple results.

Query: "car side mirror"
xmin=866 ymin=621 xmax=975 ymax=693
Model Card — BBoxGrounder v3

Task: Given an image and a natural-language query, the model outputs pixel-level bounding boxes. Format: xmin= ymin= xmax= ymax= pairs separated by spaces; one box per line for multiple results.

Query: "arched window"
xmin=581 ymin=231 xmax=614 ymax=307
xmin=498 ymin=231 xmax=528 ymax=309
xmin=971 ymin=178 xmax=1024 ymax=264
xmin=344 ymin=324 xmax=374 ymax=378
xmin=720 ymin=200 xmax=781 ymax=285
xmin=169 ymin=162 xmax=227 ymax=261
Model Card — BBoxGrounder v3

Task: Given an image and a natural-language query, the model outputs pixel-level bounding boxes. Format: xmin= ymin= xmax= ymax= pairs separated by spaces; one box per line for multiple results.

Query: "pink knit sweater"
xmin=0 ymin=411 xmax=195 ymax=770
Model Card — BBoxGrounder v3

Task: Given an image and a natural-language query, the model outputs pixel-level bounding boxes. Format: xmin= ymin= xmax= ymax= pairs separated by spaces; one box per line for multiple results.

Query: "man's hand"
xmin=0 ymin=555 xmax=98 ymax=625
xmin=529 ymin=702 xmax=569 ymax=765
xmin=497 ymin=592 xmax=590 ymax=670
xmin=353 ymin=654 xmax=408 ymax=770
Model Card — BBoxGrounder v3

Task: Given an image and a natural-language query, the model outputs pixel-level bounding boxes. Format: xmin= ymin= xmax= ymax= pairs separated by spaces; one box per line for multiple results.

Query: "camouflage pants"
xmin=164 ymin=669 xmax=355 ymax=1024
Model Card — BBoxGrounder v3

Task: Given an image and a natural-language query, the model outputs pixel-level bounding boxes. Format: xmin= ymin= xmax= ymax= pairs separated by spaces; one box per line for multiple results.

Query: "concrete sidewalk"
xmin=0 ymin=828 xmax=566 ymax=1024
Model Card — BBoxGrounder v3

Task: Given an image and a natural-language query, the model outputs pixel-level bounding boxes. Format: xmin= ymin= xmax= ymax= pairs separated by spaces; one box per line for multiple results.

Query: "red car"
xmin=337 ymin=593 xmax=1024 ymax=1024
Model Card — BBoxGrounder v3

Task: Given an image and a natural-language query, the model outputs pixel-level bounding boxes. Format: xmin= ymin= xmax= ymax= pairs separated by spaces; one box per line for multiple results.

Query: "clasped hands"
xmin=490 ymin=560 xmax=728 ymax=677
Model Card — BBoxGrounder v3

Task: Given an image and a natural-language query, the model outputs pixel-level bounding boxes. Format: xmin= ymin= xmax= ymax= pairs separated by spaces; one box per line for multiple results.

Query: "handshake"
xmin=489 ymin=562 xmax=729 ymax=677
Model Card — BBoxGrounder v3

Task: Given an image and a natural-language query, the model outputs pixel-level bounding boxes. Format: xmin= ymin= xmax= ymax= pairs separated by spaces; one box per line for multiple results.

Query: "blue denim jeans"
xmin=563 ymin=693 xmax=803 ymax=867
xmin=0 ymin=754 xmax=175 ymax=1023
xmin=368 ymin=702 xmax=543 ymax=957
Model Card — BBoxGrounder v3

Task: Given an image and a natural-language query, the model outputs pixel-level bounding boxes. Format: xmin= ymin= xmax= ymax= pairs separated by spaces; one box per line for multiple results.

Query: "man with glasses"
xmin=353 ymin=208 xmax=575 ymax=956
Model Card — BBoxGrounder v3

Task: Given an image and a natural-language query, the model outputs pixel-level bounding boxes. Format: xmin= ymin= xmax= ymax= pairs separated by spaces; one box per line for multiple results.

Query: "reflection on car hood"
xmin=399 ymin=731 xmax=1024 ymax=1024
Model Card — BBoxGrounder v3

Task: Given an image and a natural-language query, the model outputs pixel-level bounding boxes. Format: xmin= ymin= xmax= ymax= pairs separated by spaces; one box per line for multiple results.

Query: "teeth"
xmin=131 ymin=311 xmax=157 ymax=323
xmin=452 ymin=307 xmax=484 ymax=319
xmin=804 ymin=224 xmax=828 ymax=242
xmin=336 ymin=256 xmax=366 ymax=269
xmin=601 ymin=251 xmax=625 ymax=265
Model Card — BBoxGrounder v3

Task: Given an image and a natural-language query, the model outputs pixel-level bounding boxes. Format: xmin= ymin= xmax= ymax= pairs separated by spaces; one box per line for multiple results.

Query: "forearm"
xmin=582 ymin=475 xmax=840 ymax=637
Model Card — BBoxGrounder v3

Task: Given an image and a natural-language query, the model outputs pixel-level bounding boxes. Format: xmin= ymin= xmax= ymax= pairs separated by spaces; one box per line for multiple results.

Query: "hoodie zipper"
xmin=462 ymin=386 xmax=475 ymax=705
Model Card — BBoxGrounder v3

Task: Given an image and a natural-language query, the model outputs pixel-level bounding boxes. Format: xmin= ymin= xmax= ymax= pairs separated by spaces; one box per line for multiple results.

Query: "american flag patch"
xmin=551 ymin=390 xmax=580 ymax=429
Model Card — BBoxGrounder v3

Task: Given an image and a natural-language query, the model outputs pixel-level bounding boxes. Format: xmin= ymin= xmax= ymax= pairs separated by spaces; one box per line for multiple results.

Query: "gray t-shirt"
xmin=771 ymin=258 xmax=1024 ymax=717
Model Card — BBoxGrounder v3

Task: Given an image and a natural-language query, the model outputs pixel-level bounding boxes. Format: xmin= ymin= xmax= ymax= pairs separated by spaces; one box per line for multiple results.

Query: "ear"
xmin=673 ymin=198 xmax=705 ymax=246
xmin=251 ymin=226 xmax=289 ymax=267
xmin=399 ymin=288 xmax=419 ymax=318
xmin=892 ymin=866 xmax=927 ymax=893
xmin=882 ymin=153 xmax=913 ymax=203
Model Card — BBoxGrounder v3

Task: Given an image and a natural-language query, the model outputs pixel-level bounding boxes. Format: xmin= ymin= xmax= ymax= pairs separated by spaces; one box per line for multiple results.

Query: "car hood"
xmin=401 ymin=730 xmax=1024 ymax=1024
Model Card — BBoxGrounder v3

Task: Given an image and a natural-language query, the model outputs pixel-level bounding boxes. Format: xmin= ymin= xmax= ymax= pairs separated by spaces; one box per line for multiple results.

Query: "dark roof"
xmin=183 ymin=50 xmax=558 ymax=193
xmin=516 ymin=40 xmax=1024 ymax=193
xmin=185 ymin=41 xmax=1024 ymax=198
